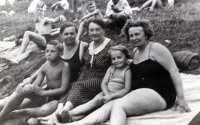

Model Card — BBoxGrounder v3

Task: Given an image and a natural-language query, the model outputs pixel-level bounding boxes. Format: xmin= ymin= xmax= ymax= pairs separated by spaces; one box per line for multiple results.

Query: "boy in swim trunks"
xmin=0 ymin=40 xmax=71 ymax=123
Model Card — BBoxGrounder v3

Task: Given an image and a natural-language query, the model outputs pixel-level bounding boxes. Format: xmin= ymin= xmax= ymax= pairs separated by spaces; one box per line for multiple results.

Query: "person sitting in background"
xmin=0 ymin=40 xmax=71 ymax=123
xmin=138 ymin=0 xmax=163 ymax=12
xmin=9 ymin=14 xmax=60 ymax=64
xmin=76 ymin=0 xmax=104 ymax=41
xmin=28 ymin=0 xmax=47 ymax=19
xmin=104 ymin=0 xmax=132 ymax=31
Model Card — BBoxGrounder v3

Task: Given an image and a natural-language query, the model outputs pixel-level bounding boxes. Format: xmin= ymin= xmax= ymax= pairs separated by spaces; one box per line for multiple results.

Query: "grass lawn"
xmin=0 ymin=0 xmax=200 ymax=124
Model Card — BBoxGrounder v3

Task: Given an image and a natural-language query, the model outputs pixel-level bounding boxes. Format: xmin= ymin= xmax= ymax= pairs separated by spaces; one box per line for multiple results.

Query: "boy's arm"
xmin=101 ymin=67 xmax=111 ymax=96
xmin=81 ymin=9 xmax=100 ymax=21
xmin=39 ymin=63 xmax=71 ymax=97
xmin=103 ymin=69 xmax=132 ymax=103
xmin=45 ymin=17 xmax=60 ymax=24
xmin=31 ymin=65 xmax=46 ymax=87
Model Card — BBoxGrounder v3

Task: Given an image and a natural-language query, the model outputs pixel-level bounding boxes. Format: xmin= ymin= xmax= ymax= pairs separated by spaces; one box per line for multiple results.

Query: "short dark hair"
xmin=87 ymin=18 xmax=106 ymax=30
xmin=60 ymin=22 xmax=78 ymax=34
xmin=122 ymin=19 xmax=153 ymax=41
xmin=86 ymin=0 xmax=96 ymax=9
xmin=108 ymin=44 xmax=130 ymax=59
xmin=47 ymin=40 xmax=63 ymax=52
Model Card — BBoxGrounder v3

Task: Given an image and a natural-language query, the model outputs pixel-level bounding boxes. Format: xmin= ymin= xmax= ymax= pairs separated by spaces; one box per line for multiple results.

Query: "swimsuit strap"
xmin=123 ymin=66 xmax=130 ymax=79
xmin=148 ymin=42 xmax=153 ymax=59
xmin=110 ymin=66 xmax=117 ymax=76
xmin=132 ymin=48 xmax=138 ymax=59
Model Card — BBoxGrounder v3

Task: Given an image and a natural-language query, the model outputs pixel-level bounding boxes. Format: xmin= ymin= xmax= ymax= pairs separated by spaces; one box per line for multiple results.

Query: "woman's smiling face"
xmin=128 ymin=26 xmax=146 ymax=47
xmin=88 ymin=22 xmax=105 ymax=42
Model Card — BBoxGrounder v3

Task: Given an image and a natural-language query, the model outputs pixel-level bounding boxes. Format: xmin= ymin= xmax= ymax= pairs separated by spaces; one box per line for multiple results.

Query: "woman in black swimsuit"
xmin=108 ymin=19 xmax=191 ymax=125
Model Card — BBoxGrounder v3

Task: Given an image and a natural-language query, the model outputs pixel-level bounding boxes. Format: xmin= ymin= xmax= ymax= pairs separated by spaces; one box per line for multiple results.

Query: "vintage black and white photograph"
xmin=0 ymin=0 xmax=200 ymax=125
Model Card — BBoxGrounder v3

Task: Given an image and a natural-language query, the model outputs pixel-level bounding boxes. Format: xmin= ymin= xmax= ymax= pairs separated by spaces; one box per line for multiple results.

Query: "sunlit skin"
xmin=110 ymin=50 xmax=127 ymax=69
xmin=61 ymin=27 xmax=77 ymax=45
xmin=128 ymin=26 xmax=147 ymax=49
xmin=45 ymin=44 xmax=61 ymax=63
xmin=88 ymin=22 xmax=105 ymax=43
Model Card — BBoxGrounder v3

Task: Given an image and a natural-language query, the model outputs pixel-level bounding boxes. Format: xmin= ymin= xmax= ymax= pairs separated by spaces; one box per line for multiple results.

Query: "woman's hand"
xmin=29 ymin=84 xmax=44 ymax=96
xmin=172 ymin=97 xmax=191 ymax=113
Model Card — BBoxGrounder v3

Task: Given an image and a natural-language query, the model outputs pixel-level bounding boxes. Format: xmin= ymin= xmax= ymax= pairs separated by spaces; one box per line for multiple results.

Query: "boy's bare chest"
xmin=45 ymin=67 xmax=62 ymax=80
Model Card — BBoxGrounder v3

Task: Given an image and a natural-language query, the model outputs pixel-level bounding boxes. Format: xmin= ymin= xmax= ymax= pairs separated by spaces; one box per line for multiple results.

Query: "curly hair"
xmin=108 ymin=44 xmax=130 ymax=59
xmin=87 ymin=18 xmax=106 ymax=30
xmin=122 ymin=19 xmax=153 ymax=41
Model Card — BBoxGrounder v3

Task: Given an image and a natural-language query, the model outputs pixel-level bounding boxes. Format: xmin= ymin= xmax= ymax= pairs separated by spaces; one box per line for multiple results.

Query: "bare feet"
xmin=9 ymin=58 xmax=19 ymax=64
xmin=37 ymin=114 xmax=58 ymax=122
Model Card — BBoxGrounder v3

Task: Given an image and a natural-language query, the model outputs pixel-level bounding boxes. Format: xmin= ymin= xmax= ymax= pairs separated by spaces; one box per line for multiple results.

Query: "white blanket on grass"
xmin=106 ymin=73 xmax=200 ymax=125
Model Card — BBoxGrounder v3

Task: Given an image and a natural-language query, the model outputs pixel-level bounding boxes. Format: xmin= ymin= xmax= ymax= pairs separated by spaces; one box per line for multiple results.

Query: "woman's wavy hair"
xmin=122 ymin=19 xmax=153 ymax=41
xmin=108 ymin=44 xmax=130 ymax=59
xmin=87 ymin=18 xmax=106 ymax=30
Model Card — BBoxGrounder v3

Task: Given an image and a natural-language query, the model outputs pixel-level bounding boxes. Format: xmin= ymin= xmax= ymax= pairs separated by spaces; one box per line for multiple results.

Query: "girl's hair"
xmin=108 ymin=44 xmax=130 ymax=59
xmin=122 ymin=19 xmax=153 ymax=41
xmin=87 ymin=18 xmax=106 ymax=30
xmin=47 ymin=40 xmax=63 ymax=53
xmin=60 ymin=22 xmax=78 ymax=34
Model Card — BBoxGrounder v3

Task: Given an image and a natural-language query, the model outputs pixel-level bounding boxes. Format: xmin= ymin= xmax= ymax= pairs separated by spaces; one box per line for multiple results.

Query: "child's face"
xmin=87 ymin=2 xmax=96 ymax=13
xmin=45 ymin=45 xmax=60 ymax=62
xmin=61 ymin=26 xmax=77 ymax=45
xmin=112 ymin=0 xmax=119 ymax=5
xmin=110 ymin=50 xmax=127 ymax=68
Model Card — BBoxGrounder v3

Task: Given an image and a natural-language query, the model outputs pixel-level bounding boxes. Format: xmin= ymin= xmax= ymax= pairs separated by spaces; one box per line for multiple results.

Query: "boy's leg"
xmin=12 ymin=100 xmax=58 ymax=117
xmin=0 ymin=85 xmax=40 ymax=122
xmin=0 ymin=96 xmax=11 ymax=111
xmin=37 ymin=103 xmax=64 ymax=121
xmin=20 ymin=31 xmax=46 ymax=54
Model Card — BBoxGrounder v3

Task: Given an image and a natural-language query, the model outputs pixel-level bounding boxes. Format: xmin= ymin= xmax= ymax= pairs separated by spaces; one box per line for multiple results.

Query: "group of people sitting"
xmin=0 ymin=0 xmax=187 ymax=125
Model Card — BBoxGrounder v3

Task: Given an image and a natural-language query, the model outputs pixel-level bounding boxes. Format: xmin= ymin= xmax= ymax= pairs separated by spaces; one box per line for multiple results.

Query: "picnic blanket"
xmin=105 ymin=73 xmax=200 ymax=125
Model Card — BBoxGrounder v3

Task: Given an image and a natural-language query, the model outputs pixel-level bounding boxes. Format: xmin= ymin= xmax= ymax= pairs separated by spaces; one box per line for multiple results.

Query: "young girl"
xmin=56 ymin=44 xmax=132 ymax=123
xmin=76 ymin=0 xmax=103 ymax=41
